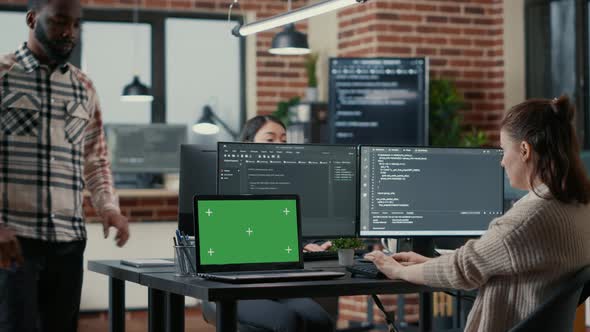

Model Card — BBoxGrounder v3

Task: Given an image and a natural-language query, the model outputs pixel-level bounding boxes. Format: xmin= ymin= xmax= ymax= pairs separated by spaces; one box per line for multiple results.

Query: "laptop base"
xmin=197 ymin=271 xmax=345 ymax=283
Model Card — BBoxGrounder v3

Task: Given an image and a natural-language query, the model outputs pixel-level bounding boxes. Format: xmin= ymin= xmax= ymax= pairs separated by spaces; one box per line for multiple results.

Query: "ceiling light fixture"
xmin=121 ymin=0 xmax=153 ymax=103
xmin=232 ymin=0 xmax=368 ymax=37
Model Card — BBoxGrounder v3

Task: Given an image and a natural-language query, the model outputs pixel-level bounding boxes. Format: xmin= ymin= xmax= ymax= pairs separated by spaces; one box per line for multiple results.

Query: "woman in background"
xmin=365 ymin=95 xmax=590 ymax=331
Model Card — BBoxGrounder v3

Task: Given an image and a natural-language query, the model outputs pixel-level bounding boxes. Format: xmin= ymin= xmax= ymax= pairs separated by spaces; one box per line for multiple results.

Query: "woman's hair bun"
xmin=552 ymin=95 xmax=575 ymax=123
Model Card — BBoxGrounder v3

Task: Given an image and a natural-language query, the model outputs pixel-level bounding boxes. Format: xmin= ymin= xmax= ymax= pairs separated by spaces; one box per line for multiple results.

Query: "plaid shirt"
xmin=0 ymin=43 xmax=119 ymax=242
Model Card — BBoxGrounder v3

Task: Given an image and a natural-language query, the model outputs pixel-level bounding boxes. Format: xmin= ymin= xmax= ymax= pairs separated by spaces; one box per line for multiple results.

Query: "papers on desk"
xmin=121 ymin=259 xmax=174 ymax=268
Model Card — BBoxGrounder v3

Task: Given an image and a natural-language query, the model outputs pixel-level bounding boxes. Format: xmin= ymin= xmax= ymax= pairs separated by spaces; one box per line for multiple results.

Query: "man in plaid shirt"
xmin=0 ymin=0 xmax=129 ymax=330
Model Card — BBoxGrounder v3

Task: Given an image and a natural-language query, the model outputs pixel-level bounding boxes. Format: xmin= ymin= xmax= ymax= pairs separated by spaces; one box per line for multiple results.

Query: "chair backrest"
xmin=509 ymin=265 xmax=590 ymax=332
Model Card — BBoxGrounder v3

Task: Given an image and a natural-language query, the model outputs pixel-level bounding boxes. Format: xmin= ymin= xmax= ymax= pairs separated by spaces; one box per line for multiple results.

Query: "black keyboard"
xmin=346 ymin=263 xmax=387 ymax=279
xmin=303 ymin=249 xmax=370 ymax=262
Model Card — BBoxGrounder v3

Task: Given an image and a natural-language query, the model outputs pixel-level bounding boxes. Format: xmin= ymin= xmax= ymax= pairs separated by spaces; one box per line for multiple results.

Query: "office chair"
xmin=508 ymin=265 xmax=590 ymax=332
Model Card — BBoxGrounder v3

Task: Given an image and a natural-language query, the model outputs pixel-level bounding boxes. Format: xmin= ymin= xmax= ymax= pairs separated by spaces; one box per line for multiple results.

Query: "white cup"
xmin=380 ymin=238 xmax=397 ymax=254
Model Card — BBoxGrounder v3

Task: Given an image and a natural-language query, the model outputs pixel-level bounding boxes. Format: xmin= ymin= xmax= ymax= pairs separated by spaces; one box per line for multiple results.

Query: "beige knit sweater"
xmin=422 ymin=186 xmax=590 ymax=332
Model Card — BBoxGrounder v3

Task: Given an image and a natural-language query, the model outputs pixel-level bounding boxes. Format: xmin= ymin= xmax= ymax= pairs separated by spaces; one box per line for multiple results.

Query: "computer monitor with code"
xmin=359 ymin=146 xmax=504 ymax=238
xmin=217 ymin=143 xmax=358 ymax=238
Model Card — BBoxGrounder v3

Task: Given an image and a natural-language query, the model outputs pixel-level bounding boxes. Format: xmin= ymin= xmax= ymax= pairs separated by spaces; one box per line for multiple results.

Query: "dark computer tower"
xmin=178 ymin=144 xmax=217 ymax=236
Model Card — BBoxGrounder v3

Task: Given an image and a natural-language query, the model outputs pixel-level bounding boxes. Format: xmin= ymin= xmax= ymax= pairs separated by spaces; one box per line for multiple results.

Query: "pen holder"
xmin=174 ymin=245 xmax=196 ymax=276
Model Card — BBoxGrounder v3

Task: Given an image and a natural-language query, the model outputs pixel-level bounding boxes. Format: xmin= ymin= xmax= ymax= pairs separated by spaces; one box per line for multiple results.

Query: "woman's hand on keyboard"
xmin=363 ymin=250 xmax=403 ymax=280
xmin=391 ymin=251 xmax=431 ymax=266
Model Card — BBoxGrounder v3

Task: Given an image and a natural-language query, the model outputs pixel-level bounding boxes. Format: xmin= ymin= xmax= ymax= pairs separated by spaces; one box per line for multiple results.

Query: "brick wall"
xmin=337 ymin=0 xmax=505 ymax=144
xmin=340 ymin=294 xmax=421 ymax=326
xmin=83 ymin=194 xmax=178 ymax=223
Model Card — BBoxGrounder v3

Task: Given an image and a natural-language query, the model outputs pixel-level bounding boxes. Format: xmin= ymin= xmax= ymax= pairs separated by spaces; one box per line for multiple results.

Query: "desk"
xmin=88 ymin=260 xmax=441 ymax=332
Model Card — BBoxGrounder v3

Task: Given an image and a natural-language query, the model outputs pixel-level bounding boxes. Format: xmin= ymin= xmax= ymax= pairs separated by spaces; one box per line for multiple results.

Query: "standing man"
xmin=0 ymin=0 xmax=129 ymax=331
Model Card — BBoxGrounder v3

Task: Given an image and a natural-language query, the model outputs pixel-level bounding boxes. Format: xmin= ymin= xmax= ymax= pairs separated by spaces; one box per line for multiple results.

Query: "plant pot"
xmin=305 ymin=87 xmax=318 ymax=102
xmin=338 ymin=249 xmax=355 ymax=266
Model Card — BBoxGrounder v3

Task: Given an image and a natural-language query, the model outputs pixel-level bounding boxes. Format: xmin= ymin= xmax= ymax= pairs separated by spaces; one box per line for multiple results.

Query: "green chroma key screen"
xmin=197 ymin=199 xmax=300 ymax=265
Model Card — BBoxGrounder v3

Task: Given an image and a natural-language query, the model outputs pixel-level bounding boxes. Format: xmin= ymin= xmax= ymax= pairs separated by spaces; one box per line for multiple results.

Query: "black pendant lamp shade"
xmin=192 ymin=105 xmax=220 ymax=135
xmin=121 ymin=75 xmax=153 ymax=102
xmin=269 ymin=24 xmax=310 ymax=55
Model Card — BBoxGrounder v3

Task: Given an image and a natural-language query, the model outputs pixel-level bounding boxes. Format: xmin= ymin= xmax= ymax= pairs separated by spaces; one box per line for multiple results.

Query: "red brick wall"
xmin=337 ymin=0 xmax=505 ymax=144
xmin=339 ymin=294 xmax=420 ymax=325
xmin=84 ymin=194 xmax=178 ymax=223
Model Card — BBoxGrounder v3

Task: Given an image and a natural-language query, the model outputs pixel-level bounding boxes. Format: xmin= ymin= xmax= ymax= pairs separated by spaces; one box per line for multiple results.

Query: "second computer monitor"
xmin=360 ymin=146 xmax=504 ymax=237
xmin=218 ymin=143 xmax=358 ymax=238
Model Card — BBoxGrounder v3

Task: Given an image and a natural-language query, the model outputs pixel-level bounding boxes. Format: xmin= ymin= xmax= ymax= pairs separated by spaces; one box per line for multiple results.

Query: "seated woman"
xmin=205 ymin=115 xmax=335 ymax=332
xmin=365 ymin=96 xmax=590 ymax=331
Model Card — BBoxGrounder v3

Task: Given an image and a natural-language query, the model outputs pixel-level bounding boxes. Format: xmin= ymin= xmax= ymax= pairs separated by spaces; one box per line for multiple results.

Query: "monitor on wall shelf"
xmin=328 ymin=57 xmax=428 ymax=146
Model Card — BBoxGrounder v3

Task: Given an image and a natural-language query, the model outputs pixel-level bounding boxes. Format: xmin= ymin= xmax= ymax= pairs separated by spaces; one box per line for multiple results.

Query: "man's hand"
xmin=391 ymin=251 xmax=430 ymax=266
xmin=102 ymin=211 xmax=130 ymax=247
xmin=0 ymin=225 xmax=23 ymax=269
xmin=364 ymin=250 xmax=404 ymax=280
xmin=303 ymin=241 xmax=332 ymax=252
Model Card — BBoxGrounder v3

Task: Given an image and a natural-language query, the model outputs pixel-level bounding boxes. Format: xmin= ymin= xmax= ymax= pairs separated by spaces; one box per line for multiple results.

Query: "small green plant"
xmin=272 ymin=96 xmax=300 ymax=126
xmin=304 ymin=53 xmax=319 ymax=88
xmin=429 ymin=79 xmax=488 ymax=147
xmin=330 ymin=238 xmax=365 ymax=251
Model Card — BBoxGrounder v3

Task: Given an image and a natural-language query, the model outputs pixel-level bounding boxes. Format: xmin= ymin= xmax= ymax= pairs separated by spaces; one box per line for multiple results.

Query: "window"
xmin=0 ymin=6 xmax=245 ymax=133
xmin=79 ymin=9 xmax=245 ymax=134
xmin=81 ymin=21 xmax=152 ymax=124
xmin=0 ymin=10 xmax=27 ymax=54
xmin=165 ymin=18 xmax=242 ymax=144
xmin=526 ymin=0 xmax=589 ymax=148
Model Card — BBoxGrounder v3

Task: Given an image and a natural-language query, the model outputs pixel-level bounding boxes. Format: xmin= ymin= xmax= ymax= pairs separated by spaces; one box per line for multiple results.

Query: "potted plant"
xmin=331 ymin=238 xmax=365 ymax=266
xmin=429 ymin=79 xmax=488 ymax=147
xmin=303 ymin=53 xmax=319 ymax=102
xmin=272 ymin=96 xmax=300 ymax=127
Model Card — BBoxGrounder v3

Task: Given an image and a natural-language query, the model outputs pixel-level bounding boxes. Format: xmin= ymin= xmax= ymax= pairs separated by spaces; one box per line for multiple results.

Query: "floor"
xmin=78 ymin=308 xmax=214 ymax=332
xmin=77 ymin=307 xmax=382 ymax=332
xmin=78 ymin=309 xmax=590 ymax=332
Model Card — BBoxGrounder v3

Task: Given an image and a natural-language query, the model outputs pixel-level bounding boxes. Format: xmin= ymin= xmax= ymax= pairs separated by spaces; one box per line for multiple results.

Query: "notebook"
xmin=121 ymin=259 xmax=174 ymax=268
xmin=193 ymin=195 xmax=345 ymax=283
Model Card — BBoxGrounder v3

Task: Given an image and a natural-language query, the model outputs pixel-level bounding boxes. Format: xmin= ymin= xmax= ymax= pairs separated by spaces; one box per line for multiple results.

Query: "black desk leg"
xmin=109 ymin=277 xmax=125 ymax=332
xmin=419 ymin=292 xmax=432 ymax=332
xmin=167 ymin=293 xmax=185 ymax=332
xmin=216 ymin=301 xmax=237 ymax=332
xmin=149 ymin=288 xmax=166 ymax=332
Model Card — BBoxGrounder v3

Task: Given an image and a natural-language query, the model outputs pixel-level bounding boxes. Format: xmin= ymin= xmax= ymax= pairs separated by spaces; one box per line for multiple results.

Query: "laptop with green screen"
xmin=193 ymin=195 xmax=345 ymax=283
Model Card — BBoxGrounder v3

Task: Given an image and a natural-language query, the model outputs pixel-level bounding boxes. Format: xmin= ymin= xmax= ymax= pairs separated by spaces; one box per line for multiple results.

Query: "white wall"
xmin=308 ymin=0 xmax=339 ymax=102
xmin=82 ymin=222 xmax=198 ymax=311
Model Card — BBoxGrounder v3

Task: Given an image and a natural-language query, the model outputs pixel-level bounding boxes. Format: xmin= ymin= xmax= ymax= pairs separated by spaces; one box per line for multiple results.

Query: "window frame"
xmin=0 ymin=4 xmax=247 ymax=127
